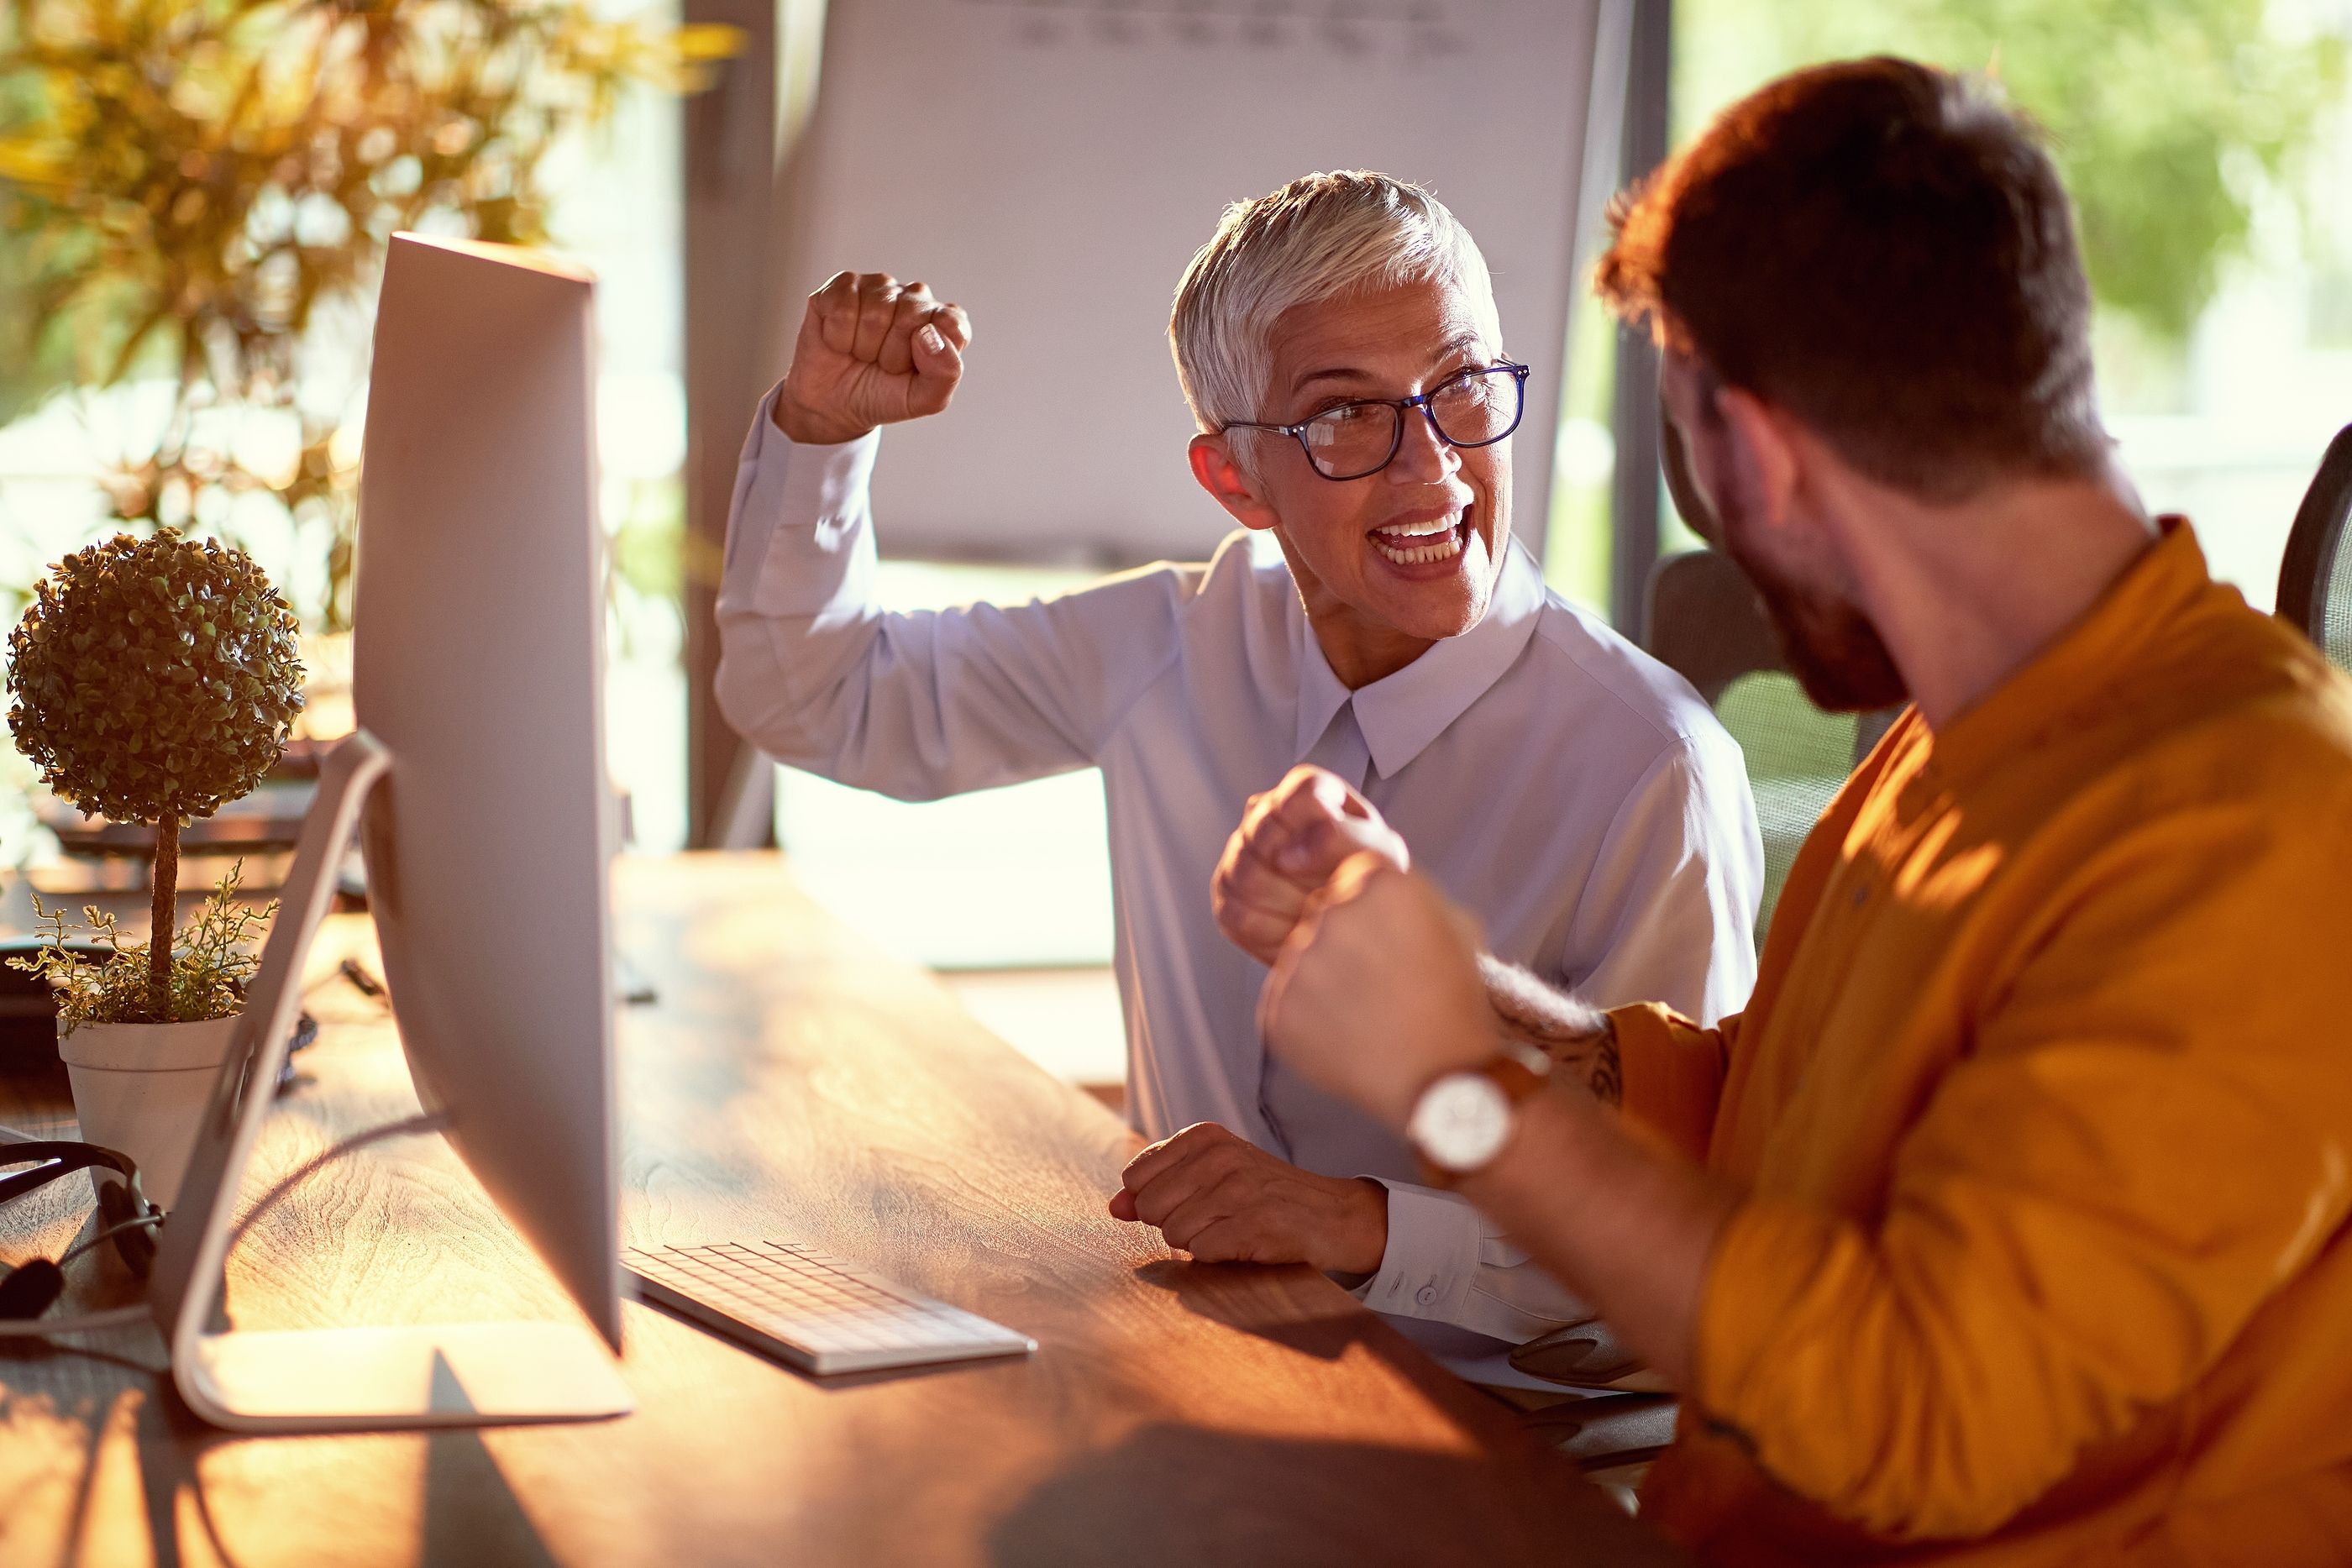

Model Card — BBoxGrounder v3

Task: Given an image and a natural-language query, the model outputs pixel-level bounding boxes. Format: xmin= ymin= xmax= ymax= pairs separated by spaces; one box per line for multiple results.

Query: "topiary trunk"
xmin=150 ymin=815 xmax=179 ymax=1016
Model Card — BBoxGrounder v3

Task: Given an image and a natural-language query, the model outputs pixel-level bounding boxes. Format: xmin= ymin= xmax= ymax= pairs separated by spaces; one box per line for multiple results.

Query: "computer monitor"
xmin=148 ymin=233 xmax=634 ymax=1430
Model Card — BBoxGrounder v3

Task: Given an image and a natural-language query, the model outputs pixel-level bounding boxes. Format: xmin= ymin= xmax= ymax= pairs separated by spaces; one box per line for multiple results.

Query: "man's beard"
xmin=1722 ymin=530 xmax=1908 ymax=714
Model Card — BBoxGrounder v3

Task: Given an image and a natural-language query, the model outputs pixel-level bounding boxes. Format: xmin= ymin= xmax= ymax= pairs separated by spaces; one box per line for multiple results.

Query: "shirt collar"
xmin=1290 ymin=536 xmax=1548 ymax=778
xmin=1930 ymin=516 xmax=2215 ymax=789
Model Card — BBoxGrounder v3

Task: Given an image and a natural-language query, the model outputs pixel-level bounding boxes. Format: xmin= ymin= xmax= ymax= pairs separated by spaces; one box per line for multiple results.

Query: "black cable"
xmin=0 ymin=1111 xmax=448 ymax=1339
xmin=0 ymin=1303 xmax=149 ymax=1336
xmin=59 ymin=1212 xmax=165 ymax=1268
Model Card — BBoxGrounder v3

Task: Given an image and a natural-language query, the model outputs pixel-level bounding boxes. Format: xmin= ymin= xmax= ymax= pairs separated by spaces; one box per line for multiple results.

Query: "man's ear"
xmin=1711 ymin=385 xmax=1800 ymax=536
xmin=1189 ymin=433 xmax=1282 ymax=532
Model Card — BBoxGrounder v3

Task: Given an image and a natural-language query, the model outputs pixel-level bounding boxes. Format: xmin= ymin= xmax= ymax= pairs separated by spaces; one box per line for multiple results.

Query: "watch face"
xmin=1409 ymin=1072 xmax=1513 ymax=1173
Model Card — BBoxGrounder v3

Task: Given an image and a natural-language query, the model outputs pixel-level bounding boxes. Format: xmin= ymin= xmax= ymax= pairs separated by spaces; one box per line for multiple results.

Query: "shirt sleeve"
xmin=1355 ymin=999 xmax=1738 ymax=1346
xmin=1690 ymin=797 xmax=2352 ymax=1540
xmin=1352 ymin=1180 xmax=1593 ymax=1342
xmin=1609 ymin=1002 xmax=1737 ymax=1160
xmin=713 ymin=387 xmax=1187 ymax=798
xmin=1360 ymin=723 xmax=1763 ymax=1341
xmin=1564 ymin=728 xmax=1763 ymax=1027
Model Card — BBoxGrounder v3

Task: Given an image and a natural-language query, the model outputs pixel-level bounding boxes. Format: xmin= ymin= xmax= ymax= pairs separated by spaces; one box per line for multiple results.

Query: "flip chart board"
xmin=777 ymin=0 xmax=1610 ymax=563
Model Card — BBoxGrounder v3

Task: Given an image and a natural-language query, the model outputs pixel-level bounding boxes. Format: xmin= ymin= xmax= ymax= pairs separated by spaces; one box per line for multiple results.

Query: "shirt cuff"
xmin=1609 ymin=1001 xmax=1726 ymax=1160
xmin=721 ymin=385 xmax=882 ymax=621
xmin=1351 ymin=1179 xmax=1481 ymax=1323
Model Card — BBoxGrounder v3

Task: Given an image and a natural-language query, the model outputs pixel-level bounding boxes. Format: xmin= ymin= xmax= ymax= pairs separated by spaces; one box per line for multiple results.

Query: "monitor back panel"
xmin=353 ymin=233 xmax=622 ymax=1346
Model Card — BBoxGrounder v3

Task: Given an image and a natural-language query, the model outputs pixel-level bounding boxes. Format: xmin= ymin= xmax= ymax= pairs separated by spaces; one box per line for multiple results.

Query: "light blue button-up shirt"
xmin=716 ymin=393 xmax=1762 ymax=1346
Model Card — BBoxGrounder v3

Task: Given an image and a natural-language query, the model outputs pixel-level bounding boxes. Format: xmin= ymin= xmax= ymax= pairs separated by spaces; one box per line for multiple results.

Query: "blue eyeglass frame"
xmin=1222 ymin=359 xmax=1532 ymax=481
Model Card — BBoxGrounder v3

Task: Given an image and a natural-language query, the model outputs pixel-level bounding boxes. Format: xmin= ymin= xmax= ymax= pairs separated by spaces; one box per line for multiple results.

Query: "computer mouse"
xmin=1508 ymin=1316 xmax=1646 ymax=1387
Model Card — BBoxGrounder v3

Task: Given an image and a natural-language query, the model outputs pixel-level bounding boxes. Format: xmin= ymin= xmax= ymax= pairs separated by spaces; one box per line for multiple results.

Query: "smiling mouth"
xmin=1369 ymin=509 xmax=1473 ymax=568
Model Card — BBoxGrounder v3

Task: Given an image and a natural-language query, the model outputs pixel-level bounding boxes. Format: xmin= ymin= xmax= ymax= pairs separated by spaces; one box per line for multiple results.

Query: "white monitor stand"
xmin=146 ymin=731 xmax=633 ymax=1431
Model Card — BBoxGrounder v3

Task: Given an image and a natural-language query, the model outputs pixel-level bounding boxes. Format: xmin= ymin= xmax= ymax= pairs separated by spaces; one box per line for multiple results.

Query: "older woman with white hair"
xmin=714 ymin=170 xmax=1761 ymax=1356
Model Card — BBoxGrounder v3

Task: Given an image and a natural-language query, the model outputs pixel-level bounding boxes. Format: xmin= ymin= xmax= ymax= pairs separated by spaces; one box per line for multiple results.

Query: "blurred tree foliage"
xmin=0 ymin=0 xmax=731 ymax=627
xmin=1677 ymin=0 xmax=2344 ymax=343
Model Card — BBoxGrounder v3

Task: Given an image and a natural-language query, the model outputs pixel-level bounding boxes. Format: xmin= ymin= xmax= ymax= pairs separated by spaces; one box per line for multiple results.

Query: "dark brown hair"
xmin=1596 ymin=57 xmax=2106 ymax=500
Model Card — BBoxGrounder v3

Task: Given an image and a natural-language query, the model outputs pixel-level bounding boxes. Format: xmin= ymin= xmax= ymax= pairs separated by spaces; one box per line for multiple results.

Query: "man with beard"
xmin=1212 ymin=58 xmax=2352 ymax=1566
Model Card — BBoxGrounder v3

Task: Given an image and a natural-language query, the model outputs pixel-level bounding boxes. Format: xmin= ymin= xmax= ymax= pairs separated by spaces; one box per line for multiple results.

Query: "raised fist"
xmin=772 ymin=271 xmax=972 ymax=445
xmin=1211 ymin=765 xmax=1410 ymax=966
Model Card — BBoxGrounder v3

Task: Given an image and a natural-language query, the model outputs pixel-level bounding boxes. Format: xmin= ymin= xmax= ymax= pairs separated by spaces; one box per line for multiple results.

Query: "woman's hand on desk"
xmin=773 ymin=270 xmax=973 ymax=445
xmin=1109 ymin=1122 xmax=1388 ymax=1277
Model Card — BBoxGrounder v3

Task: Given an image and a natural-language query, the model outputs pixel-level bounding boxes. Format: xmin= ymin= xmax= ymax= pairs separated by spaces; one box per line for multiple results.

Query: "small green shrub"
xmin=8 ymin=529 xmax=304 ymax=824
xmin=8 ymin=863 xmax=273 ymax=1029
xmin=6 ymin=528 xmax=302 ymax=1014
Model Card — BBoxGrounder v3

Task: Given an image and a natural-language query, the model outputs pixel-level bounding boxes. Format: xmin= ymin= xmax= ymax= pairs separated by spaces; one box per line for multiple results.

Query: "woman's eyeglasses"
xmin=1223 ymin=361 xmax=1530 ymax=481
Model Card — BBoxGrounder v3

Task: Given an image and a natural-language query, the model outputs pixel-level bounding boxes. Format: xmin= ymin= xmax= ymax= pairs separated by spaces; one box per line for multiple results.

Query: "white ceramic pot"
xmin=56 ymin=1015 xmax=240 ymax=1209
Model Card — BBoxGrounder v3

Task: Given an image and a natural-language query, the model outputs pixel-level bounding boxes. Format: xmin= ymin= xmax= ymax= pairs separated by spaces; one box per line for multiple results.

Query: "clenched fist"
xmin=1211 ymin=765 xmax=1410 ymax=966
xmin=1259 ymin=854 xmax=1498 ymax=1130
xmin=772 ymin=271 xmax=973 ymax=445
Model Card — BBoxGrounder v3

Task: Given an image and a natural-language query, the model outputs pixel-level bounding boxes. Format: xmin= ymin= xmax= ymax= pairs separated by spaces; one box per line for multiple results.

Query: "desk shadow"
xmin=115 ymin=1366 xmax=559 ymax=1568
xmin=1130 ymin=1258 xmax=1494 ymax=1415
xmin=985 ymin=1421 xmax=1675 ymax=1568
xmin=417 ymin=1427 xmax=562 ymax=1568
xmin=1130 ymin=1258 xmax=1378 ymax=1362
xmin=417 ymin=1353 xmax=562 ymax=1568
xmin=0 ymin=1335 xmax=189 ymax=1568
xmin=0 ymin=1338 xmax=165 ymax=1377
xmin=136 ymin=1382 xmax=240 ymax=1568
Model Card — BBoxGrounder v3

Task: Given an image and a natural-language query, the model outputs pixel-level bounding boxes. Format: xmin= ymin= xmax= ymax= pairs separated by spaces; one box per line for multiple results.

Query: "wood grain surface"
xmin=0 ymin=852 xmax=1680 ymax=1567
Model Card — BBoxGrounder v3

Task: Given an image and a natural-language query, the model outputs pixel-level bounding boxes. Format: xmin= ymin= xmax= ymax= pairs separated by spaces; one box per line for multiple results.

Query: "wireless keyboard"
xmin=623 ymin=1240 xmax=1037 ymax=1376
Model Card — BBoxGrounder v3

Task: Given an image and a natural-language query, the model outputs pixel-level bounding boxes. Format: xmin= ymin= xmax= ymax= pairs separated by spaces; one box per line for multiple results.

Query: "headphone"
xmin=0 ymin=1141 xmax=162 ymax=1319
xmin=0 ymin=1004 xmax=325 ymax=1326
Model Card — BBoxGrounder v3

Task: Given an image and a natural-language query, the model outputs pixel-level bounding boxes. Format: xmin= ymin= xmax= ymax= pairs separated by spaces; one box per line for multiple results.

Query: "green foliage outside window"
xmin=0 ymin=0 xmax=730 ymax=628
xmin=1551 ymin=0 xmax=2343 ymax=642
xmin=1677 ymin=0 xmax=2345 ymax=345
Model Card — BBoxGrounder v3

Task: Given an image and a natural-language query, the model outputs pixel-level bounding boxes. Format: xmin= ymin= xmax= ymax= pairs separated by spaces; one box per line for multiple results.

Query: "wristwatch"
xmin=1407 ymin=1043 xmax=1550 ymax=1183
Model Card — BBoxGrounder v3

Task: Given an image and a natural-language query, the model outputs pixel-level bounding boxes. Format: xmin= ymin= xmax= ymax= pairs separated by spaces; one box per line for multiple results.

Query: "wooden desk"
xmin=0 ymin=853 xmax=1678 ymax=1566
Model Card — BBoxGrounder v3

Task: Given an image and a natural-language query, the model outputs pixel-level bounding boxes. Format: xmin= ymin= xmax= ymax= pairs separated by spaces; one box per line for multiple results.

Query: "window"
xmin=1548 ymin=2 xmax=2352 ymax=615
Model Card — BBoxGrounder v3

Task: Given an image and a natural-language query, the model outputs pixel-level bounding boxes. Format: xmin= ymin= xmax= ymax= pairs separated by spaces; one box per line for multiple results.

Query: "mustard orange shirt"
xmin=1614 ymin=521 xmax=2352 ymax=1565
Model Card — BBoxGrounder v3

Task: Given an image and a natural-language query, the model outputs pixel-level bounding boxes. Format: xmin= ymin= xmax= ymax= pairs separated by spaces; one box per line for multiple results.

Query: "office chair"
xmin=2274 ymin=423 xmax=2352 ymax=672
xmin=1646 ymin=412 xmax=1898 ymax=933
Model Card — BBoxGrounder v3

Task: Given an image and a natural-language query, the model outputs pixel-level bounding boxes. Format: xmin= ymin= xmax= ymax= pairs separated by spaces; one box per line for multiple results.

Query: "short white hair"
xmin=1169 ymin=170 xmax=1502 ymax=439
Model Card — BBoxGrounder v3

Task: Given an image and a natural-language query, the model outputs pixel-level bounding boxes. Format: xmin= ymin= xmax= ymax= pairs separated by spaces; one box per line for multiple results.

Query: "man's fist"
xmin=1109 ymin=1122 xmax=1389 ymax=1276
xmin=1211 ymin=765 xmax=1410 ymax=965
xmin=1259 ymin=855 xmax=1498 ymax=1130
xmin=773 ymin=271 xmax=972 ymax=445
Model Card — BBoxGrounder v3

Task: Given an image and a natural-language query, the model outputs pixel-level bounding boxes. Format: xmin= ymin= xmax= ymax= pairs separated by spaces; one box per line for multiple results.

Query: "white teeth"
xmin=1373 ymin=527 xmax=1464 ymax=567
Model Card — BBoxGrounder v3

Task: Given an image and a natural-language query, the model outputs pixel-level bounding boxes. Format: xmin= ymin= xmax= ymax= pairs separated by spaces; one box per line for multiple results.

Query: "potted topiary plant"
xmin=4 ymin=528 xmax=305 ymax=1206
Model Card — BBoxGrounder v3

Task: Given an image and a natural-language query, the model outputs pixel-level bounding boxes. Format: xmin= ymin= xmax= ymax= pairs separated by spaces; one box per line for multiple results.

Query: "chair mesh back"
xmin=2276 ymin=424 xmax=2352 ymax=669
xmin=1717 ymin=672 xmax=1860 ymax=933
xmin=1647 ymin=520 xmax=1896 ymax=941
xmin=2323 ymin=537 xmax=2352 ymax=673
